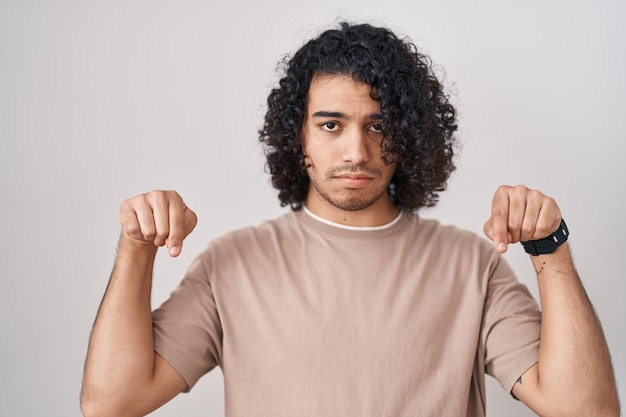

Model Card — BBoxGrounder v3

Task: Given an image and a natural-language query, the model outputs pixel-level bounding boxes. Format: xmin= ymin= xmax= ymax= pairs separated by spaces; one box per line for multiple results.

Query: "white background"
xmin=1 ymin=1 xmax=624 ymax=416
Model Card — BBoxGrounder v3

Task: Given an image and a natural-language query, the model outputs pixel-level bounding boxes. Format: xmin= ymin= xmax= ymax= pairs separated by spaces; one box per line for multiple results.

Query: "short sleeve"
xmin=152 ymin=252 xmax=223 ymax=391
xmin=481 ymin=255 xmax=541 ymax=394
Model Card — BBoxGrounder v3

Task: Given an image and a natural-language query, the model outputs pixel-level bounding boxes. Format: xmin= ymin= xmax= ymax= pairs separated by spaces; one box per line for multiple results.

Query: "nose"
xmin=341 ymin=127 xmax=371 ymax=165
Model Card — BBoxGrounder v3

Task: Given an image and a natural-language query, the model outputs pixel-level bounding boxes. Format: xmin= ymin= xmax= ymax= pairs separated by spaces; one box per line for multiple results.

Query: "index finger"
xmin=486 ymin=187 xmax=512 ymax=253
xmin=165 ymin=193 xmax=188 ymax=257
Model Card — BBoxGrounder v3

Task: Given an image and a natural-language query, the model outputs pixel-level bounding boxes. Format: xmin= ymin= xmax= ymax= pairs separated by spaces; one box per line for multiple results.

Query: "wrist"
xmin=117 ymin=232 xmax=159 ymax=258
xmin=521 ymin=219 xmax=569 ymax=256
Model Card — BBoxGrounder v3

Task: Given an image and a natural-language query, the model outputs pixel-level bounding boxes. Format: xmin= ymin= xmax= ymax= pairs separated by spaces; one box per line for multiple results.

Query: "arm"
xmin=81 ymin=191 xmax=197 ymax=417
xmin=483 ymin=185 xmax=620 ymax=417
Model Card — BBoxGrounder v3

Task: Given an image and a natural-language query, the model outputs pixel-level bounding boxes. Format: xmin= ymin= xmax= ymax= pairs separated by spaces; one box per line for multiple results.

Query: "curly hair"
xmin=259 ymin=22 xmax=458 ymax=211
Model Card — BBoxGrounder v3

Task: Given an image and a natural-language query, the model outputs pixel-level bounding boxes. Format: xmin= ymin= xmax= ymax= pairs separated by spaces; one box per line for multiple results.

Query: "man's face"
xmin=301 ymin=73 xmax=397 ymax=222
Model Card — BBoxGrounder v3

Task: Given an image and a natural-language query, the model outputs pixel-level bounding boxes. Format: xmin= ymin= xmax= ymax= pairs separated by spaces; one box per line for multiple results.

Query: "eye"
xmin=369 ymin=123 xmax=383 ymax=133
xmin=320 ymin=122 xmax=339 ymax=132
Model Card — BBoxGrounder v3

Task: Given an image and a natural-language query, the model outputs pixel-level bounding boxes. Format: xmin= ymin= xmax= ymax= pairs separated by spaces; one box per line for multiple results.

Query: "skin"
xmin=485 ymin=186 xmax=620 ymax=416
xmin=80 ymin=74 xmax=619 ymax=417
xmin=301 ymin=74 xmax=399 ymax=227
xmin=81 ymin=192 xmax=192 ymax=417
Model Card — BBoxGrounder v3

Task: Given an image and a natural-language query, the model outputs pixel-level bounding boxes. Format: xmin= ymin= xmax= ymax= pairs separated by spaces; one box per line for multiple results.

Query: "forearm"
xmin=81 ymin=234 xmax=159 ymax=415
xmin=526 ymin=243 xmax=619 ymax=416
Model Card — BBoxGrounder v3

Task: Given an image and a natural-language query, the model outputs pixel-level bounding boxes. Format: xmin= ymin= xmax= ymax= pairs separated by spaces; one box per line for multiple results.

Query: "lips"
xmin=335 ymin=173 xmax=374 ymax=180
xmin=334 ymin=174 xmax=374 ymax=188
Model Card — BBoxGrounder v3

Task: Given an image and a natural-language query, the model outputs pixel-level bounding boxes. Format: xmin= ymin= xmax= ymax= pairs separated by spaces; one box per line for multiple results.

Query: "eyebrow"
xmin=311 ymin=111 xmax=384 ymax=120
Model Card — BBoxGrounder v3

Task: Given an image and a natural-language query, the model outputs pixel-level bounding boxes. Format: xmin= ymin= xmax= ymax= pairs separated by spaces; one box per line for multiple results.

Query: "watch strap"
xmin=521 ymin=219 xmax=569 ymax=256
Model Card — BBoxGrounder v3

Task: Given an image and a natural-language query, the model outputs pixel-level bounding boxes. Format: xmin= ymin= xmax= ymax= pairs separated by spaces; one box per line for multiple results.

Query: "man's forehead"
xmin=306 ymin=73 xmax=381 ymax=115
xmin=309 ymin=72 xmax=371 ymax=91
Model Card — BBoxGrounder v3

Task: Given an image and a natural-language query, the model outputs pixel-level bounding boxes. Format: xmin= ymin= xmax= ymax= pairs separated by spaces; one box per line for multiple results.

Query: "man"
xmin=80 ymin=23 xmax=619 ymax=416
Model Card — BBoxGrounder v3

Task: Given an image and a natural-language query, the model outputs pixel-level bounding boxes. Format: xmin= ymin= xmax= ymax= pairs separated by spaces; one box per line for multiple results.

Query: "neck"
xmin=304 ymin=193 xmax=400 ymax=227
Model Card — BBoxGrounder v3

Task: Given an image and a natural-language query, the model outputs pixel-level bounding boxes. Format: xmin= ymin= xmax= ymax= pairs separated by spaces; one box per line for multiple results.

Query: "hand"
xmin=483 ymin=185 xmax=562 ymax=254
xmin=119 ymin=190 xmax=198 ymax=257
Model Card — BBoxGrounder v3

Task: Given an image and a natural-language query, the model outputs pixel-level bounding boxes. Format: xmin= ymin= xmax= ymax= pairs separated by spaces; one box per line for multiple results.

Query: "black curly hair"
xmin=259 ymin=22 xmax=458 ymax=211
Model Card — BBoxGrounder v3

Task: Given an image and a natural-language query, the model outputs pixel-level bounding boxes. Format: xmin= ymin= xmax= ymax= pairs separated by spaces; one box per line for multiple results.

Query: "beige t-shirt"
xmin=153 ymin=210 xmax=541 ymax=417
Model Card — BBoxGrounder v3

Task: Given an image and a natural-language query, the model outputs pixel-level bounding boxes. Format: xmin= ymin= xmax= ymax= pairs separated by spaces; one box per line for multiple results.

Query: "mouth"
xmin=334 ymin=173 xmax=374 ymax=180
xmin=333 ymin=173 xmax=375 ymax=188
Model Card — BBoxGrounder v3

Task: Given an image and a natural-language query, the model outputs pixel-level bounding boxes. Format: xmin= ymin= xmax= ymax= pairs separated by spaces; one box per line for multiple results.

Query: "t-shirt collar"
xmin=302 ymin=205 xmax=404 ymax=232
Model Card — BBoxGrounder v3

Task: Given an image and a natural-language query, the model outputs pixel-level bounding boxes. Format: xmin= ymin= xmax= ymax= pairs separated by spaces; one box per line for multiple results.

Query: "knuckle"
xmin=120 ymin=198 xmax=131 ymax=210
xmin=124 ymin=222 xmax=142 ymax=237
xmin=535 ymin=222 xmax=553 ymax=237
xmin=528 ymin=189 xmax=543 ymax=202
xmin=521 ymin=223 xmax=534 ymax=236
xmin=154 ymin=230 xmax=169 ymax=245
xmin=119 ymin=199 xmax=136 ymax=217
xmin=496 ymin=184 xmax=511 ymax=194
xmin=544 ymin=196 xmax=558 ymax=210
xmin=511 ymin=184 xmax=527 ymax=198
xmin=137 ymin=192 xmax=150 ymax=204
xmin=143 ymin=228 xmax=156 ymax=240
xmin=164 ymin=190 xmax=181 ymax=202
xmin=149 ymin=190 xmax=167 ymax=205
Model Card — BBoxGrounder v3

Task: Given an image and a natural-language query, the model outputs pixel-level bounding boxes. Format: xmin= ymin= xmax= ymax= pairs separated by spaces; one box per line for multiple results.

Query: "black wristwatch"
xmin=521 ymin=219 xmax=569 ymax=256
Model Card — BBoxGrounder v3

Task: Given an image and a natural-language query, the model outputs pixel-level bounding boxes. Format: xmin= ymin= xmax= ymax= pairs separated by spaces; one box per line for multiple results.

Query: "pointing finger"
xmin=166 ymin=195 xmax=187 ymax=257
xmin=486 ymin=186 xmax=512 ymax=253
